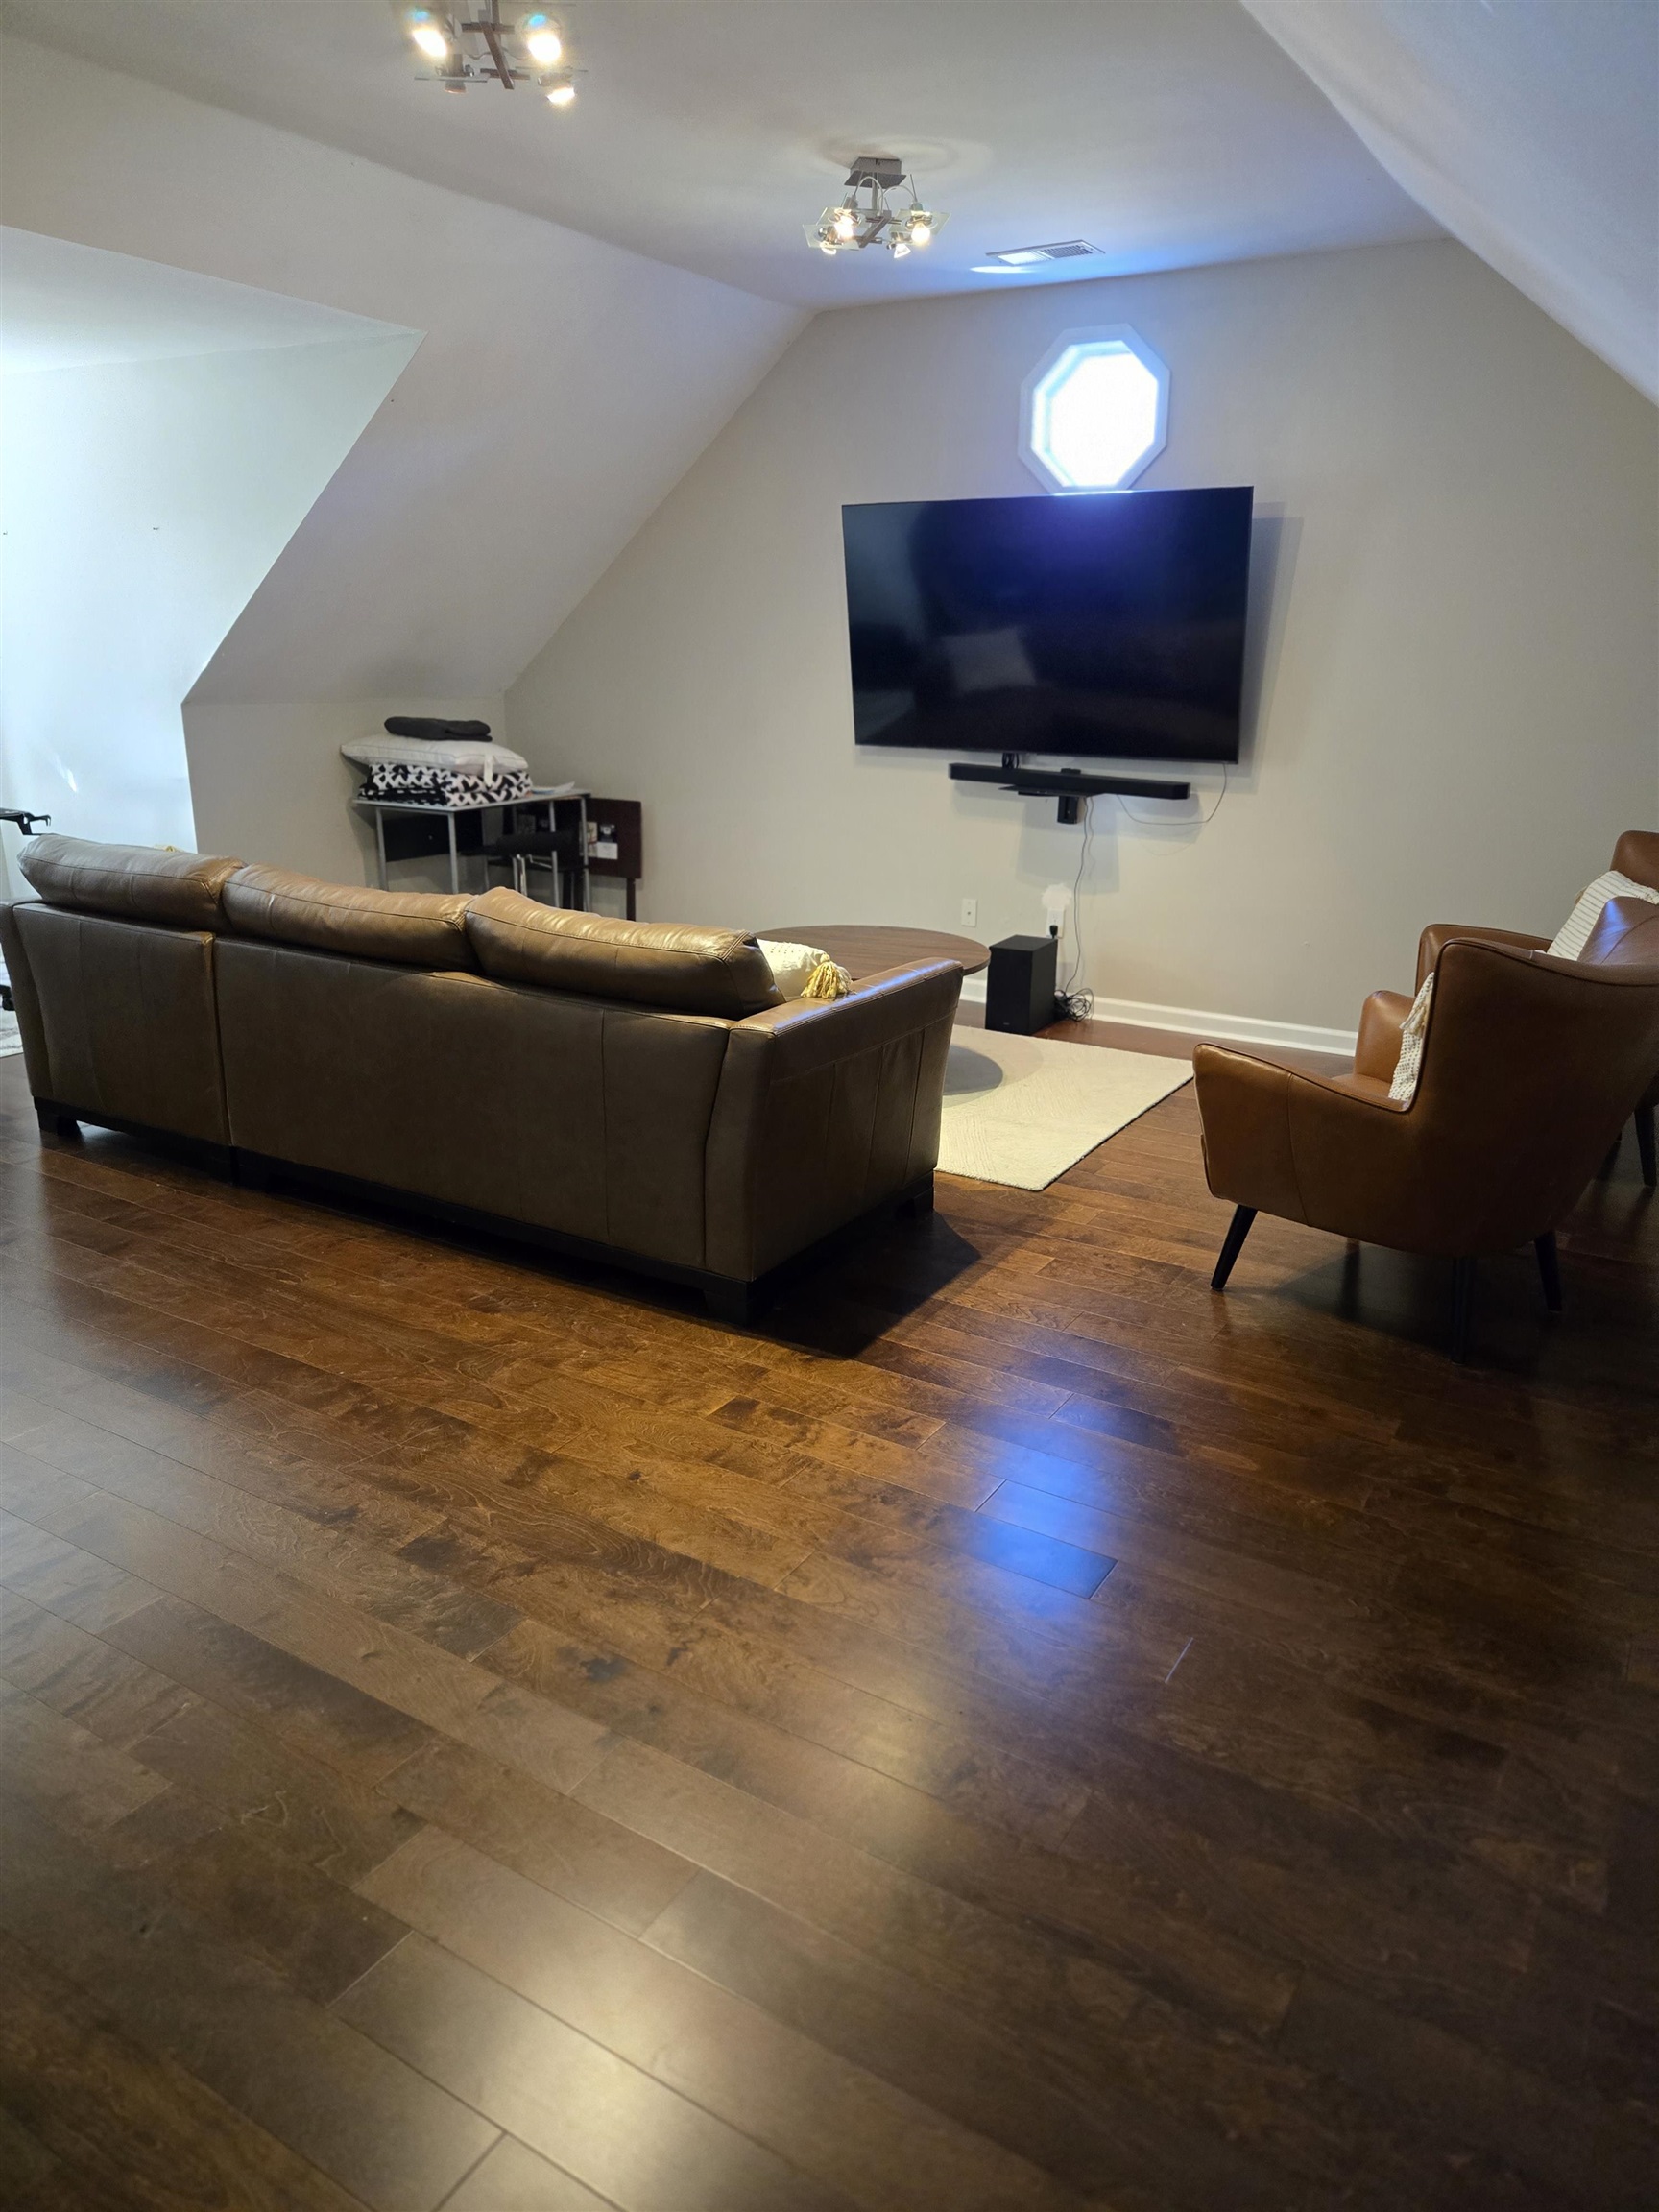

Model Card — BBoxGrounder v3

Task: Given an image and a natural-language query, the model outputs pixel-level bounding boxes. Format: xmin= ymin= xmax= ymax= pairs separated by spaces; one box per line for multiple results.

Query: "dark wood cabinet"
xmin=584 ymin=797 xmax=642 ymax=918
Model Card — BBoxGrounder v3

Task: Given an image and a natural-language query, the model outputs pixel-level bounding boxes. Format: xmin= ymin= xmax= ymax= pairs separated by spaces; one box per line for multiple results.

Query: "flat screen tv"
xmin=842 ymin=485 xmax=1252 ymax=764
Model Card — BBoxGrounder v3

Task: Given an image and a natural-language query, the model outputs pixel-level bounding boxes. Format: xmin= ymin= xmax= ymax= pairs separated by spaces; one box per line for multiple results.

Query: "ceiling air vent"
xmin=981 ymin=240 xmax=1102 ymax=268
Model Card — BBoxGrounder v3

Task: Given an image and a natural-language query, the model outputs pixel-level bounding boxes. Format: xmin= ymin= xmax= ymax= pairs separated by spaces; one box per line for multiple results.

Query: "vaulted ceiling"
xmin=0 ymin=0 xmax=1439 ymax=309
xmin=1 ymin=0 xmax=1650 ymax=722
xmin=5 ymin=1 xmax=1650 ymax=395
xmin=1243 ymin=0 xmax=1659 ymax=400
xmin=0 ymin=224 xmax=404 ymax=373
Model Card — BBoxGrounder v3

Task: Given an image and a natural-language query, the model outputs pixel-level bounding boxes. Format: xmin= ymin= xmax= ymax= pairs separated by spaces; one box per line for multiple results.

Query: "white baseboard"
xmin=957 ymin=973 xmax=1356 ymax=1058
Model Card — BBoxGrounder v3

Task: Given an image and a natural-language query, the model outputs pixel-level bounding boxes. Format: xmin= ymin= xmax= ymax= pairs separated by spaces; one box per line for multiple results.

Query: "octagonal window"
xmin=1021 ymin=327 xmax=1169 ymax=493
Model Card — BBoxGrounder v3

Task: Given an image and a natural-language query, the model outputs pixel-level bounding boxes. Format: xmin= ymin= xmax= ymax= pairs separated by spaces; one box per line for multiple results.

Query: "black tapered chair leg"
xmin=1637 ymin=1104 xmax=1657 ymax=1189
xmin=1597 ymin=1132 xmax=1621 ymax=1179
xmin=1450 ymin=1257 xmax=1477 ymax=1362
xmin=1211 ymin=1205 xmax=1257 ymax=1291
xmin=1534 ymin=1231 xmax=1563 ymax=1312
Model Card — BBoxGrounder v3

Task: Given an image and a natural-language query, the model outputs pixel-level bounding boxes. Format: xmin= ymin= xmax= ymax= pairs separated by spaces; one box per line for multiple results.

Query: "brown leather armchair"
xmin=1194 ymin=936 xmax=1659 ymax=1358
xmin=1411 ymin=830 xmax=1659 ymax=1185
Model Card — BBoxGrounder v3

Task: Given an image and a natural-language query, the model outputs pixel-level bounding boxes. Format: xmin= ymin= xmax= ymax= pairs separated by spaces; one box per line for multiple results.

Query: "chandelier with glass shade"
xmin=395 ymin=3 xmax=579 ymax=105
xmin=807 ymin=157 xmax=948 ymax=259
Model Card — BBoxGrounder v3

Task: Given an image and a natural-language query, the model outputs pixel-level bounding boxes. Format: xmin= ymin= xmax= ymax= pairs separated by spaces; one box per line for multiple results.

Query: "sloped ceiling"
xmin=0 ymin=34 xmax=805 ymax=702
xmin=0 ymin=225 xmax=405 ymax=373
xmin=1 ymin=2 xmax=1649 ymax=724
xmin=1242 ymin=0 xmax=1659 ymax=402
xmin=0 ymin=0 xmax=1439 ymax=309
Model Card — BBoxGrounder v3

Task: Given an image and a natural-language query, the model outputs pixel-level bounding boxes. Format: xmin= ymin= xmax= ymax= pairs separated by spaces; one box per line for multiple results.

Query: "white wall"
xmin=182 ymin=695 xmax=504 ymax=883
xmin=0 ymin=331 xmax=416 ymax=872
xmin=508 ymin=239 xmax=1659 ymax=1035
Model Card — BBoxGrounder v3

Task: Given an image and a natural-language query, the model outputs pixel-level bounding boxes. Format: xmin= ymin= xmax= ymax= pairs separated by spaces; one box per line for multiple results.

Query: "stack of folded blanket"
xmin=341 ymin=719 xmax=533 ymax=807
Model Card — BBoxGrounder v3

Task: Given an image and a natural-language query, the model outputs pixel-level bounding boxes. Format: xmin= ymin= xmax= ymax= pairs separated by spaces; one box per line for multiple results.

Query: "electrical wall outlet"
xmin=960 ymin=898 xmax=977 ymax=930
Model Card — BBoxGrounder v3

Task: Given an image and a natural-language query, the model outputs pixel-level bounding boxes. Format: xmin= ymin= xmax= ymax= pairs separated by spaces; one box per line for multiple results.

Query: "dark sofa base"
xmin=34 ymin=1097 xmax=934 ymax=1325
xmin=36 ymin=1097 xmax=237 ymax=1179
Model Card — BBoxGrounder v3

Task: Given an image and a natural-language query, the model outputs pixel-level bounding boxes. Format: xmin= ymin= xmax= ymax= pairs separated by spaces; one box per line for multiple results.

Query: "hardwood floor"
xmin=0 ymin=1042 xmax=1654 ymax=2211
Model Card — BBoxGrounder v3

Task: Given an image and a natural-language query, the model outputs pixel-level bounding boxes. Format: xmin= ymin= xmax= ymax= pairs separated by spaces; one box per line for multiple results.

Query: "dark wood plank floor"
xmin=0 ymin=1039 xmax=1654 ymax=2212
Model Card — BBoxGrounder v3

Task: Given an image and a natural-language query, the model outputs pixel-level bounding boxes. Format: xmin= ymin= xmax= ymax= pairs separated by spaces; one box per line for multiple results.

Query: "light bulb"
xmin=545 ymin=79 xmax=576 ymax=104
xmin=411 ymin=21 xmax=449 ymax=60
xmin=518 ymin=11 xmax=563 ymax=64
xmin=818 ymin=240 xmax=838 ymax=255
xmin=832 ymin=209 xmax=856 ymax=242
xmin=891 ymin=239 xmax=910 ymax=259
xmin=909 ymin=218 xmax=932 ymax=248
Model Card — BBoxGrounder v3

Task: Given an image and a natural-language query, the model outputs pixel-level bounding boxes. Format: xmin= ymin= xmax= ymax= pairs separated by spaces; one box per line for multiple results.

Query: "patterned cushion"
xmin=1388 ymin=974 xmax=1434 ymax=1106
xmin=341 ymin=734 xmax=533 ymax=809
xmin=359 ymin=760 xmax=531 ymax=807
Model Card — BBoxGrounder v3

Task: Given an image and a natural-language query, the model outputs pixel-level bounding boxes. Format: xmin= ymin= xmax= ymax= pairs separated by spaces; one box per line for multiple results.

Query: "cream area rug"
xmin=936 ymin=1027 xmax=1191 ymax=1190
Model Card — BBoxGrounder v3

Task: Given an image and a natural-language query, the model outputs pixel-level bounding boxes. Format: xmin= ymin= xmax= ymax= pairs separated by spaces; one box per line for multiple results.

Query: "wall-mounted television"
xmin=842 ymin=485 xmax=1253 ymax=765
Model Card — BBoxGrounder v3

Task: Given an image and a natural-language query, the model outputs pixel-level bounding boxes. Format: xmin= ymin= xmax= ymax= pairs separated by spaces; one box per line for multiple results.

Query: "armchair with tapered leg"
xmin=1410 ymin=830 xmax=1659 ymax=1186
xmin=1194 ymin=938 xmax=1659 ymax=1359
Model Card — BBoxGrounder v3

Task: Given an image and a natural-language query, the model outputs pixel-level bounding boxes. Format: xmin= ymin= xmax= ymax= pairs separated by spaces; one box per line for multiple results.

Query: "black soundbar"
xmin=949 ymin=761 xmax=1191 ymax=820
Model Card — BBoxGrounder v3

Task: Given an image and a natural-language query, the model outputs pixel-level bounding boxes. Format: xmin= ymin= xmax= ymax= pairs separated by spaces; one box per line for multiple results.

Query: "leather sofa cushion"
xmin=467 ymin=889 xmax=781 ymax=1017
xmin=223 ymin=865 xmax=476 ymax=971
xmin=216 ymin=945 xmax=733 ymax=1268
xmin=19 ymin=835 xmax=242 ymax=930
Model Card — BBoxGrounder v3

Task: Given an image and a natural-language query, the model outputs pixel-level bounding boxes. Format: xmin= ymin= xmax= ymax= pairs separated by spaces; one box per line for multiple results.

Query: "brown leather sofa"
xmin=0 ymin=837 xmax=962 ymax=1319
xmin=1411 ymin=830 xmax=1659 ymax=1186
xmin=1193 ymin=929 xmax=1659 ymax=1358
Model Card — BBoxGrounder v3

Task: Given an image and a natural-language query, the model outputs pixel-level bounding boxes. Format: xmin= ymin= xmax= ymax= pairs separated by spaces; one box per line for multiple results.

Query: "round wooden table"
xmin=759 ymin=924 xmax=991 ymax=980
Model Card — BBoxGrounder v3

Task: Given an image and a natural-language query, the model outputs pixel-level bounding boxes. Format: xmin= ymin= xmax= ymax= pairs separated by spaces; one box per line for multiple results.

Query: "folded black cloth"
xmin=382 ymin=716 xmax=493 ymax=742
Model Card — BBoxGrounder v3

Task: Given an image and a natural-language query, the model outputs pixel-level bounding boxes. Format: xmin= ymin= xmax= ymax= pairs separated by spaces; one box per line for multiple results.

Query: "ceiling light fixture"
xmin=807 ymin=157 xmax=948 ymax=260
xmin=394 ymin=2 xmax=580 ymax=104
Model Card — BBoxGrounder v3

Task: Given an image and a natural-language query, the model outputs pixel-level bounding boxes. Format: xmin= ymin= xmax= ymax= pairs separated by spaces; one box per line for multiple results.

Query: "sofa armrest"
xmin=704 ymin=959 xmax=962 ymax=1281
xmin=1416 ymin=923 xmax=1549 ymax=990
xmin=1355 ymin=990 xmax=1411 ymax=1085
xmin=724 ymin=959 xmax=961 ymax=1073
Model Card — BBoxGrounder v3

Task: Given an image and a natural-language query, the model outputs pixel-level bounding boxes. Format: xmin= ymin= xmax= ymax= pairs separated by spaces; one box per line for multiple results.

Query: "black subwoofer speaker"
xmin=986 ymin=934 xmax=1058 ymax=1035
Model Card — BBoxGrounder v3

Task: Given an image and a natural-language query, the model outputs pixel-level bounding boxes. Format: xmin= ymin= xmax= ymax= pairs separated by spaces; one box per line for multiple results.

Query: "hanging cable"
xmin=1054 ymin=797 xmax=1095 ymax=1022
